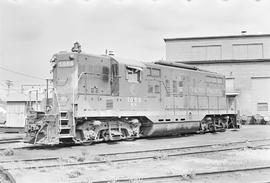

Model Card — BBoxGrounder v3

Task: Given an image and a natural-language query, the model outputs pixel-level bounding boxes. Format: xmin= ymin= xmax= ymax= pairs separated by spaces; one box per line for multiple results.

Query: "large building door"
xmin=251 ymin=77 xmax=270 ymax=117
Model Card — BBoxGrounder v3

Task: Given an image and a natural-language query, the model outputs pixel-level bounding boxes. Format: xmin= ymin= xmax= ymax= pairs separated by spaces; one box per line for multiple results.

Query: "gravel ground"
xmin=1 ymin=125 xmax=270 ymax=183
xmin=6 ymin=148 xmax=270 ymax=183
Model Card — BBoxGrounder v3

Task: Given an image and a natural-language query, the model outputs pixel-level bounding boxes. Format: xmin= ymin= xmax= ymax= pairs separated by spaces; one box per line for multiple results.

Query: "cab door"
xmin=110 ymin=60 xmax=119 ymax=96
xmin=78 ymin=55 xmax=111 ymax=96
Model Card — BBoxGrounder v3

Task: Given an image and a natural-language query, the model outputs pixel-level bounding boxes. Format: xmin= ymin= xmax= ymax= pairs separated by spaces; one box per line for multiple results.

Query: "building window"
xmin=233 ymin=43 xmax=263 ymax=59
xmin=126 ymin=66 xmax=142 ymax=82
xmin=257 ymin=103 xmax=268 ymax=111
xmin=192 ymin=45 xmax=221 ymax=61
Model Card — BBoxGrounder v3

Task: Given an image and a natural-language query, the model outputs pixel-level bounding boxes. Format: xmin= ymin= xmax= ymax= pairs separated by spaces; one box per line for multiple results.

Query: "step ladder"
xmin=59 ymin=111 xmax=73 ymax=138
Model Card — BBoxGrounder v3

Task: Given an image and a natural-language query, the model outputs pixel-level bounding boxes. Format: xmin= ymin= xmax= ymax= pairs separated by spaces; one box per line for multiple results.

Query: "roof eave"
xmin=164 ymin=34 xmax=270 ymax=42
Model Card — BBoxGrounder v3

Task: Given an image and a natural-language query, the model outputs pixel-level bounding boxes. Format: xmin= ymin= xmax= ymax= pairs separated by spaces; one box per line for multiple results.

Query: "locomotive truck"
xmin=25 ymin=44 xmax=239 ymax=145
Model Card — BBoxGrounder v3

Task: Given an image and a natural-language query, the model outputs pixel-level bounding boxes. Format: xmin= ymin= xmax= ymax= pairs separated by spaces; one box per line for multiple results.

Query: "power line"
xmin=0 ymin=65 xmax=46 ymax=81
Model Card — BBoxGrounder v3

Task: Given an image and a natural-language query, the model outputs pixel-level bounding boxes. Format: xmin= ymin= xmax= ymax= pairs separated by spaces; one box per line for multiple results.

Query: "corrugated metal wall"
xmin=6 ymin=103 xmax=26 ymax=127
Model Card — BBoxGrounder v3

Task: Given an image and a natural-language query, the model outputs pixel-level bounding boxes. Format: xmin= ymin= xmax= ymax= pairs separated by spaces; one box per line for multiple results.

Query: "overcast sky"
xmin=0 ymin=0 xmax=270 ymax=98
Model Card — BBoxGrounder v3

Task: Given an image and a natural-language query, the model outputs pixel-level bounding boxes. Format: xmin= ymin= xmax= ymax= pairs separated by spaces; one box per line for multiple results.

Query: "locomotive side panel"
xmin=141 ymin=63 xmax=232 ymax=137
xmin=77 ymin=54 xmax=111 ymax=97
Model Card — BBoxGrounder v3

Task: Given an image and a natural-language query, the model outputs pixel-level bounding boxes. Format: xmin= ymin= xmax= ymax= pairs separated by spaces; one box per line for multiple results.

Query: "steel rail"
xmin=0 ymin=137 xmax=22 ymax=142
xmin=0 ymin=139 xmax=23 ymax=145
xmin=1 ymin=136 xmax=269 ymax=152
xmin=98 ymin=138 xmax=270 ymax=156
xmin=4 ymin=142 xmax=270 ymax=171
xmin=0 ymin=137 xmax=22 ymax=141
xmin=0 ymin=157 xmax=59 ymax=164
xmin=91 ymin=165 xmax=270 ymax=183
xmin=0 ymin=144 xmax=42 ymax=151
xmin=0 ymin=166 xmax=16 ymax=183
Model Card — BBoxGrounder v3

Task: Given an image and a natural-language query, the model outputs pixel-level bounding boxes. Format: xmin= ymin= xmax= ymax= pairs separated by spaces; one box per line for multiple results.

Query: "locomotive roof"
xmin=55 ymin=51 xmax=146 ymax=68
xmin=146 ymin=61 xmax=223 ymax=77
xmin=111 ymin=56 xmax=146 ymax=68
xmin=55 ymin=51 xmax=222 ymax=77
xmin=154 ymin=61 xmax=199 ymax=70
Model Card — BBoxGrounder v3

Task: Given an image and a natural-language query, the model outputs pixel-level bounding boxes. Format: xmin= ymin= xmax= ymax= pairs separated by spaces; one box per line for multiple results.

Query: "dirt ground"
xmin=1 ymin=126 xmax=270 ymax=183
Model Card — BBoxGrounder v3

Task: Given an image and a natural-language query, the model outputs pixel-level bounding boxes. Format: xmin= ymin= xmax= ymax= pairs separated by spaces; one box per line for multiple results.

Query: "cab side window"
xmin=126 ymin=66 xmax=142 ymax=83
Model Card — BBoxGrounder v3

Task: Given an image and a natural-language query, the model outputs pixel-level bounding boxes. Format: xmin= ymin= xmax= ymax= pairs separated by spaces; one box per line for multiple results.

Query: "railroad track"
xmin=91 ymin=165 xmax=270 ymax=183
xmin=0 ymin=142 xmax=69 ymax=151
xmin=0 ymin=138 xmax=23 ymax=145
xmin=1 ymin=137 xmax=270 ymax=164
xmin=2 ymin=138 xmax=270 ymax=171
xmin=98 ymin=138 xmax=270 ymax=156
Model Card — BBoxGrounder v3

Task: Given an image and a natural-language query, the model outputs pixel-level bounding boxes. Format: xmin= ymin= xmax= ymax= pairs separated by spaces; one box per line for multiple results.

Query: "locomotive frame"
xmin=25 ymin=49 xmax=239 ymax=145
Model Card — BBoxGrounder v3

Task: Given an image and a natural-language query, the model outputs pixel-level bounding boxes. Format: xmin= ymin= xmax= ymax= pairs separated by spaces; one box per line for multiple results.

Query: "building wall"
xmin=6 ymin=102 xmax=26 ymax=127
xmin=6 ymin=101 xmax=41 ymax=127
xmin=192 ymin=62 xmax=270 ymax=117
xmin=165 ymin=36 xmax=270 ymax=61
xmin=251 ymin=77 xmax=270 ymax=117
xmin=165 ymin=35 xmax=270 ymax=118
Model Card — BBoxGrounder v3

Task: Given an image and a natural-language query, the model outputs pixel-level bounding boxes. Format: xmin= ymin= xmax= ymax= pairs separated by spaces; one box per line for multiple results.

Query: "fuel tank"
xmin=141 ymin=121 xmax=200 ymax=136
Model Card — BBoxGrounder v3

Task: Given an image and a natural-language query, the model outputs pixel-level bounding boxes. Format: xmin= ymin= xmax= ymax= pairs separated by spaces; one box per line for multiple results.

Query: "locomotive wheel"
xmin=101 ymin=130 xmax=110 ymax=141
xmin=209 ymin=125 xmax=216 ymax=133
xmin=220 ymin=122 xmax=226 ymax=131
xmin=121 ymin=129 xmax=135 ymax=141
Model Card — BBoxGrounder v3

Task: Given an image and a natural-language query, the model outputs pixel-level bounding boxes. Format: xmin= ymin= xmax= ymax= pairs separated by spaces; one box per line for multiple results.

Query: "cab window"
xmin=126 ymin=66 xmax=142 ymax=83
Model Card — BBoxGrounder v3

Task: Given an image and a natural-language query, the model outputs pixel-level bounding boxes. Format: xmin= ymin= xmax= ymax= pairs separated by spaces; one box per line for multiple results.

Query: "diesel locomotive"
xmin=25 ymin=44 xmax=239 ymax=145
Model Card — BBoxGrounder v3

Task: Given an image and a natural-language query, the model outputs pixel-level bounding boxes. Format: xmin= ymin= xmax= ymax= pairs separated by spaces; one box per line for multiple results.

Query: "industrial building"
xmin=164 ymin=34 xmax=270 ymax=121
xmin=5 ymin=92 xmax=41 ymax=128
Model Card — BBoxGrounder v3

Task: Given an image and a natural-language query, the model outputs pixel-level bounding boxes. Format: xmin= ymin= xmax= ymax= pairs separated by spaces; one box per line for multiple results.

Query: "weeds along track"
xmin=91 ymin=165 xmax=270 ymax=183
xmin=2 ymin=138 xmax=270 ymax=171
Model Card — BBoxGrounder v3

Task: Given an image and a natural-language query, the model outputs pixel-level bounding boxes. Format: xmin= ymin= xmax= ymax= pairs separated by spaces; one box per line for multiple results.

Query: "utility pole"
xmin=46 ymin=79 xmax=49 ymax=108
xmin=29 ymin=91 xmax=32 ymax=110
xmin=5 ymin=80 xmax=13 ymax=96
xmin=36 ymin=90 xmax=38 ymax=111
